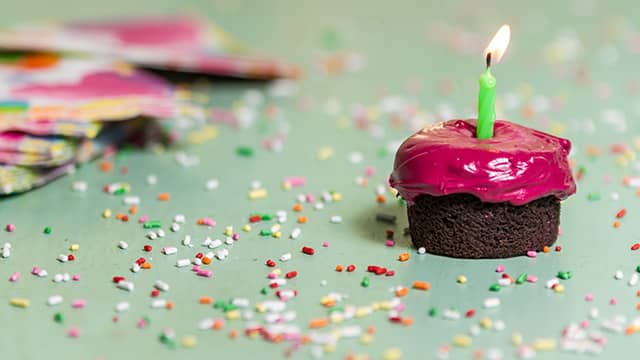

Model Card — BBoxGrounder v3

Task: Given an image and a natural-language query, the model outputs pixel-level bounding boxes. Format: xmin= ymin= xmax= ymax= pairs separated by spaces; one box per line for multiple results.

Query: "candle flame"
xmin=483 ymin=25 xmax=511 ymax=66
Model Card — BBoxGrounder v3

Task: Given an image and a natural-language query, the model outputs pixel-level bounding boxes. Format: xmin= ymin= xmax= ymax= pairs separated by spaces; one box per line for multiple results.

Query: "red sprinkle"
xmin=367 ymin=266 xmax=379 ymax=272
xmin=150 ymin=289 xmax=160 ymax=297
xmin=266 ymin=259 xmax=276 ymax=267
xmin=302 ymin=246 xmax=315 ymax=255
xmin=122 ymin=215 xmax=129 ymax=222
xmin=617 ymin=208 xmax=627 ymax=219
xmin=143 ymin=245 xmax=152 ymax=252
xmin=270 ymin=283 xmax=279 ymax=289
xmin=385 ymin=270 xmax=395 ymax=277
xmin=249 ymin=215 xmax=262 ymax=223
xmin=465 ymin=309 xmax=476 ymax=318
xmin=67 ymin=254 xmax=75 ymax=261
xmin=195 ymin=252 xmax=204 ymax=259
xmin=374 ymin=267 xmax=387 ymax=275
xmin=346 ymin=265 xmax=356 ymax=272
xmin=135 ymin=257 xmax=146 ymax=265
xmin=285 ymin=271 xmax=298 ymax=279
xmin=632 ymin=243 xmax=640 ymax=251
xmin=555 ymin=245 xmax=562 ymax=252
xmin=112 ymin=276 xmax=125 ymax=283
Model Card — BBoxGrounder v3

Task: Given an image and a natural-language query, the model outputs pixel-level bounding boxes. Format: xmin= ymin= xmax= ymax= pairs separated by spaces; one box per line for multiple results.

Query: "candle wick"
xmin=486 ymin=52 xmax=492 ymax=69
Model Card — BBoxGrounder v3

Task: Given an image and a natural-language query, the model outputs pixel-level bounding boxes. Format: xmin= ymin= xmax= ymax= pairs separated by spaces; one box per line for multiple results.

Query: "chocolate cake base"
xmin=407 ymin=193 xmax=560 ymax=259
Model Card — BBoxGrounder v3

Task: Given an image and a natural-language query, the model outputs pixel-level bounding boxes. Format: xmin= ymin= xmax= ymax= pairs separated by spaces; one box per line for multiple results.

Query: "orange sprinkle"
xmin=625 ymin=326 xmax=637 ymax=335
xmin=366 ymin=325 xmax=376 ymax=334
xmin=199 ymin=297 xmax=213 ymax=304
xmin=309 ymin=317 xmax=329 ymax=328
xmin=229 ymin=330 xmax=238 ymax=339
xmin=635 ymin=189 xmax=640 ymax=196
xmin=402 ymin=317 xmax=414 ymax=326
xmin=212 ymin=319 xmax=224 ymax=330
xmin=297 ymin=216 xmax=307 ymax=224
xmin=376 ymin=194 xmax=386 ymax=203
xmin=613 ymin=221 xmax=620 ymax=228
xmin=321 ymin=299 xmax=336 ymax=308
xmin=99 ymin=161 xmax=113 ymax=172
xmin=158 ymin=192 xmax=170 ymax=201
xmin=292 ymin=203 xmax=303 ymax=212
xmin=395 ymin=286 xmax=409 ymax=297
xmin=301 ymin=335 xmax=311 ymax=344
xmin=412 ymin=281 xmax=431 ymax=291
xmin=197 ymin=218 xmax=204 ymax=225
xmin=335 ymin=265 xmax=344 ymax=272
xmin=543 ymin=246 xmax=550 ymax=253
xmin=166 ymin=301 xmax=174 ymax=310
xmin=202 ymin=257 xmax=212 ymax=265
xmin=398 ymin=252 xmax=410 ymax=262
xmin=637 ymin=290 xmax=640 ymax=297
xmin=129 ymin=205 xmax=137 ymax=214
xmin=19 ymin=53 xmax=59 ymax=69
xmin=141 ymin=262 xmax=152 ymax=269
xmin=116 ymin=213 xmax=124 ymax=220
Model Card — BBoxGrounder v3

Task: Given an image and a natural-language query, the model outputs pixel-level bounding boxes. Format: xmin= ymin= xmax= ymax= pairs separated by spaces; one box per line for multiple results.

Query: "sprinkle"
xmin=197 ymin=269 xmax=213 ymax=277
xmin=515 ymin=273 xmax=527 ymax=284
xmin=456 ymin=275 xmax=467 ymax=284
xmin=309 ymin=318 xmax=329 ymax=328
xmin=72 ymin=181 xmax=88 ymax=192
xmin=558 ymin=271 xmax=573 ymax=280
xmin=280 ymin=253 xmax=292 ymax=262
xmin=9 ymin=272 xmax=19 ymax=282
xmin=395 ymin=286 xmax=409 ymax=297
xmin=382 ymin=347 xmax=402 ymax=360
xmin=614 ymin=270 xmax=624 ymax=280
xmin=248 ymin=188 xmax=268 ymax=200
xmin=347 ymin=264 xmax=356 ymax=272
xmin=489 ymin=284 xmax=501 ymax=292
xmin=330 ymin=215 xmax=343 ymax=224
xmin=632 ymin=243 xmax=640 ymax=251
xmin=533 ymin=338 xmax=557 ymax=351
xmin=629 ymin=273 xmax=639 ymax=286
xmin=302 ymin=246 xmax=315 ymax=255
xmin=162 ymin=247 xmax=178 ymax=255
xmin=115 ymin=301 xmax=130 ymax=313
xmin=158 ymin=192 xmax=170 ymax=201
xmin=117 ymin=281 xmax=135 ymax=292
xmin=483 ymin=297 xmax=501 ymax=308
xmin=361 ymin=277 xmax=370 ymax=288
xmin=412 ymin=281 xmax=430 ymax=291
xmin=616 ymin=208 xmax=627 ymax=218
xmin=495 ymin=265 xmax=505 ymax=273
xmin=47 ymin=295 xmax=63 ymax=306
xmin=71 ymin=299 xmax=86 ymax=308
xmin=176 ymin=259 xmax=191 ymax=267
xmin=67 ymin=327 xmax=80 ymax=338
xmin=452 ymin=334 xmax=472 ymax=348
xmin=5 ymin=224 xmax=15 ymax=232
xmin=10 ymin=298 xmax=29 ymax=308
xmin=526 ymin=250 xmax=537 ymax=258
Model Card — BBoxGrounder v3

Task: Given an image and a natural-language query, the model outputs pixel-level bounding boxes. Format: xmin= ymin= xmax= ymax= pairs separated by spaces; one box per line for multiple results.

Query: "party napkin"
xmin=0 ymin=15 xmax=299 ymax=79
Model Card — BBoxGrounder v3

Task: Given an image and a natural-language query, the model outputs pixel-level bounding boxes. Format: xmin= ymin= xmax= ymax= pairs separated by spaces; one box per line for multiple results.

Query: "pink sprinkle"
xmin=495 ymin=265 xmax=505 ymax=273
xmin=232 ymin=233 xmax=240 ymax=241
xmin=72 ymin=274 xmax=80 ymax=281
xmin=197 ymin=269 xmax=212 ymax=277
xmin=305 ymin=194 xmax=314 ymax=203
xmin=322 ymin=241 xmax=329 ymax=247
xmin=191 ymin=265 xmax=200 ymax=272
xmin=385 ymin=240 xmax=395 ymax=247
xmin=395 ymin=303 xmax=406 ymax=312
xmin=585 ymin=294 xmax=594 ymax=302
xmin=203 ymin=218 xmax=216 ymax=227
xmin=558 ymin=227 xmax=562 ymax=235
xmin=526 ymin=275 xmax=538 ymax=283
xmin=9 ymin=272 xmax=19 ymax=282
xmin=526 ymin=251 xmax=537 ymax=258
xmin=31 ymin=266 xmax=40 ymax=275
xmin=267 ymin=272 xmax=278 ymax=279
xmin=283 ymin=176 xmax=306 ymax=187
xmin=5 ymin=224 xmax=15 ymax=232
xmin=579 ymin=320 xmax=590 ymax=329
xmin=609 ymin=298 xmax=617 ymax=305
xmin=364 ymin=166 xmax=376 ymax=177
xmin=137 ymin=318 xmax=147 ymax=329
xmin=71 ymin=299 xmax=86 ymax=308
xmin=67 ymin=327 xmax=81 ymax=338
xmin=138 ymin=215 xmax=149 ymax=224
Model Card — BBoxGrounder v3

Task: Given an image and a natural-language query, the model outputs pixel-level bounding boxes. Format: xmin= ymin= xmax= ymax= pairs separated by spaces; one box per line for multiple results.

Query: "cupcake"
xmin=389 ymin=119 xmax=576 ymax=259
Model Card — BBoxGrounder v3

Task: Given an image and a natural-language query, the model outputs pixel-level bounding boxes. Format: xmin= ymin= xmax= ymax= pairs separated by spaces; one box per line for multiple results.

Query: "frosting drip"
xmin=389 ymin=119 xmax=576 ymax=206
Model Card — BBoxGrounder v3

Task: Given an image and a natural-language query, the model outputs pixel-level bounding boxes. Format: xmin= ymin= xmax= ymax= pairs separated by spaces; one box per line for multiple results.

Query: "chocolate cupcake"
xmin=389 ymin=119 xmax=576 ymax=259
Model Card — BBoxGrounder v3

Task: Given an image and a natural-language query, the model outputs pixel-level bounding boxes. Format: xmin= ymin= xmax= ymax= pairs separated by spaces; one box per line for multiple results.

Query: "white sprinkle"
xmin=117 ymin=281 xmax=135 ymax=292
xmin=614 ymin=270 xmax=624 ymax=280
xmin=198 ymin=318 xmax=214 ymax=330
xmin=629 ymin=273 xmax=639 ymax=286
xmin=171 ymin=223 xmax=181 ymax=232
xmin=57 ymin=254 xmax=68 ymax=263
xmin=150 ymin=299 xmax=167 ymax=308
xmin=484 ymin=297 xmax=501 ymax=308
xmin=290 ymin=228 xmax=301 ymax=240
xmin=225 ymin=237 xmax=234 ymax=245
xmin=280 ymin=252 xmax=292 ymax=262
xmin=162 ymin=246 xmax=177 ymax=255
xmin=146 ymin=174 xmax=157 ymax=185
xmin=215 ymin=248 xmax=228 ymax=260
xmin=118 ymin=241 xmax=128 ymax=249
xmin=53 ymin=273 xmax=64 ymax=283
xmin=115 ymin=301 xmax=130 ymax=313
xmin=546 ymin=278 xmax=560 ymax=288
xmin=417 ymin=247 xmax=426 ymax=254
xmin=38 ymin=269 xmax=48 ymax=277
xmin=174 ymin=214 xmax=186 ymax=223
xmin=443 ymin=309 xmax=461 ymax=320
xmin=494 ymin=320 xmax=506 ymax=331
xmin=208 ymin=239 xmax=223 ymax=249
xmin=182 ymin=235 xmax=192 ymax=246
xmin=123 ymin=196 xmax=140 ymax=205
xmin=232 ymin=298 xmax=250 ymax=307
xmin=589 ymin=307 xmax=599 ymax=319
xmin=147 ymin=231 xmax=157 ymax=240
xmin=62 ymin=273 xmax=70 ymax=282
xmin=2 ymin=242 xmax=11 ymax=250
xmin=202 ymin=237 xmax=213 ymax=247
xmin=250 ymin=180 xmax=262 ymax=190
xmin=330 ymin=216 xmax=343 ymax=224
xmin=176 ymin=259 xmax=191 ymax=267
xmin=314 ymin=203 xmax=325 ymax=210
xmin=130 ymin=264 xmax=141 ymax=273
xmin=157 ymin=229 xmax=165 ymax=238
xmin=320 ymin=280 xmax=328 ymax=286
xmin=498 ymin=278 xmax=512 ymax=286
xmin=205 ymin=179 xmax=219 ymax=190
xmin=1 ymin=248 xmax=10 ymax=258
xmin=154 ymin=280 xmax=170 ymax=292
xmin=321 ymin=191 xmax=333 ymax=203
xmin=271 ymin=278 xmax=287 ymax=286
xmin=469 ymin=324 xmax=481 ymax=336
xmin=72 ymin=181 xmax=88 ymax=192
xmin=341 ymin=325 xmax=361 ymax=338
xmin=47 ymin=295 xmax=63 ymax=306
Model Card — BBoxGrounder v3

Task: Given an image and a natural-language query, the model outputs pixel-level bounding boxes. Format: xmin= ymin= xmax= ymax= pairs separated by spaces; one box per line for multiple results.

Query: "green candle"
xmin=477 ymin=65 xmax=496 ymax=139
xmin=476 ymin=25 xmax=511 ymax=139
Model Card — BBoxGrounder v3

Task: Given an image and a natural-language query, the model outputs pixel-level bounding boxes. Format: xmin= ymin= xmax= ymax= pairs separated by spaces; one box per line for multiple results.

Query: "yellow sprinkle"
xmin=553 ymin=284 xmax=565 ymax=293
xmin=9 ymin=298 xmax=30 ymax=308
xmin=272 ymin=269 xmax=282 ymax=276
xmin=379 ymin=301 xmax=393 ymax=310
xmin=330 ymin=312 xmax=344 ymax=324
xmin=224 ymin=226 xmax=233 ymax=236
xmin=271 ymin=224 xmax=281 ymax=232
xmin=281 ymin=181 xmax=292 ymax=191
xmin=371 ymin=302 xmax=380 ymax=311
xmin=317 ymin=147 xmax=334 ymax=160
xmin=452 ymin=334 xmax=472 ymax=348
xmin=254 ymin=303 xmax=266 ymax=313
xmin=331 ymin=192 xmax=342 ymax=201
xmin=69 ymin=244 xmax=79 ymax=251
xmin=323 ymin=344 xmax=335 ymax=353
xmin=533 ymin=338 xmax=557 ymax=351
xmin=360 ymin=333 xmax=373 ymax=345
xmin=225 ymin=310 xmax=240 ymax=320
xmin=187 ymin=125 xmax=218 ymax=144
xmin=355 ymin=307 xmax=372 ymax=318
xmin=272 ymin=231 xmax=281 ymax=238
xmin=248 ymin=188 xmax=268 ymax=200
xmin=102 ymin=209 xmax=112 ymax=218
xmin=181 ymin=335 xmax=197 ymax=348
xmin=242 ymin=224 xmax=251 ymax=232
xmin=382 ymin=347 xmax=402 ymax=360
xmin=456 ymin=275 xmax=467 ymax=284
xmin=480 ymin=317 xmax=493 ymax=330
xmin=511 ymin=332 xmax=523 ymax=346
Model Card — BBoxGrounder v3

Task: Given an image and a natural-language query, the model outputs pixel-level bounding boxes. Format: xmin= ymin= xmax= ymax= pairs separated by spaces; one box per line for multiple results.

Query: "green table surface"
xmin=2 ymin=1 xmax=640 ymax=359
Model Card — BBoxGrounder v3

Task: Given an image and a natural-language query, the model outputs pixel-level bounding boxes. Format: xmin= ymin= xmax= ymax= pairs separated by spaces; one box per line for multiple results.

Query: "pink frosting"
xmin=389 ymin=119 xmax=576 ymax=206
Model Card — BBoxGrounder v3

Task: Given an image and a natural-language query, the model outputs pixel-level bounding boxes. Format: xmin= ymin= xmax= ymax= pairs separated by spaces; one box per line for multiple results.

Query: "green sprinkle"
xmin=223 ymin=303 xmax=238 ymax=312
xmin=213 ymin=300 xmax=226 ymax=309
xmin=516 ymin=273 xmax=527 ymax=285
xmin=587 ymin=192 xmax=601 ymax=201
xmin=143 ymin=220 xmax=162 ymax=229
xmin=260 ymin=287 xmax=268 ymax=295
xmin=261 ymin=214 xmax=273 ymax=221
xmin=236 ymin=146 xmax=254 ymax=157
xmin=361 ymin=276 xmax=370 ymax=288
xmin=636 ymin=265 xmax=640 ymax=273
xmin=328 ymin=306 xmax=344 ymax=313
xmin=53 ymin=312 xmax=63 ymax=323
xmin=489 ymin=284 xmax=501 ymax=292
xmin=428 ymin=307 xmax=438 ymax=317
xmin=43 ymin=226 xmax=52 ymax=234
xmin=259 ymin=229 xmax=272 ymax=236
xmin=377 ymin=147 xmax=389 ymax=158
xmin=557 ymin=271 xmax=572 ymax=280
